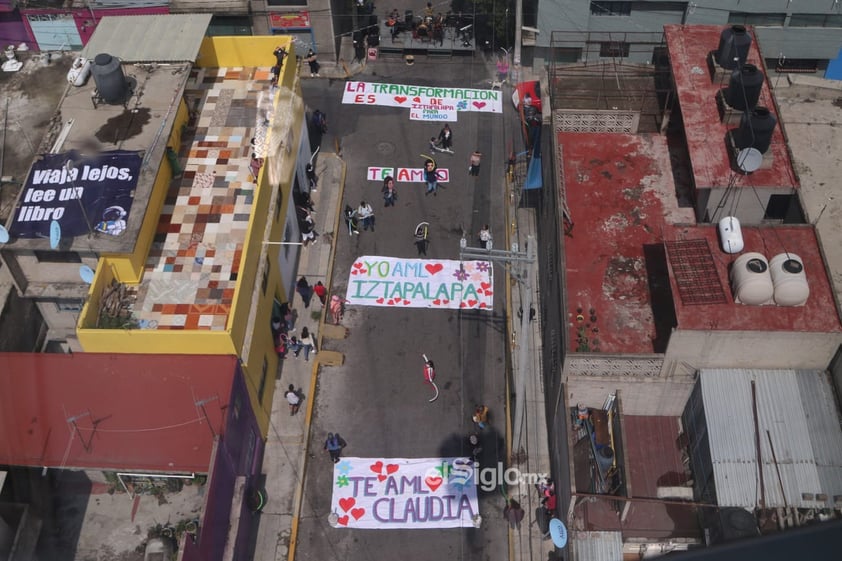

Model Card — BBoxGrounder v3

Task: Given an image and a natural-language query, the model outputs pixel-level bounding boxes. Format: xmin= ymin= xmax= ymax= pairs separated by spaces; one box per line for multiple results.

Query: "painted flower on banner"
xmin=452 ymin=267 xmax=469 ymax=282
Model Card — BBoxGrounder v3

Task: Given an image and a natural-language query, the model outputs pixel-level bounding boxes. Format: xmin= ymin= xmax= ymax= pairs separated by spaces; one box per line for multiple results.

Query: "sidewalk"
xmin=251 ymin=153 xmax=345 ymax=561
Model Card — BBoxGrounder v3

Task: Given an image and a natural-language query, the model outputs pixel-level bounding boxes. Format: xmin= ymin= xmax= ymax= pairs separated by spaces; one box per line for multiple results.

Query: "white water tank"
xmin=769 ymin=253 xmax=809 ymax=306
xmin=731 ymin=252 xmax=773 ymax=305
xmin=718 ymin=216 xmax=744 ymax=254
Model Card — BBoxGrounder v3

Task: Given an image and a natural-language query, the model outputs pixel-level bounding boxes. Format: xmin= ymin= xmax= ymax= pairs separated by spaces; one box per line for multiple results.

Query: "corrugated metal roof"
xmin=699 ymin=369 xmax=842 ymax=509
xmin=571 ymin=531 xmax=623 ymax=561
xmin=81 ymin=14 xmax=211 ymax=63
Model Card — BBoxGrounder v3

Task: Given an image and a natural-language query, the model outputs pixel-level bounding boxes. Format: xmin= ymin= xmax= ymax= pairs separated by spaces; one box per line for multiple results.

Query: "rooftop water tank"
xmin=718 ymin=216 xmax=744 ymax=254
xmin=91 ymin=53 xmax=127 ymax=104
xmin=735 ymin=107 xmax=776 ymax=154
xmin=731 ymin=252 xmax=773 ymax=305
xmin=724 ymin=63 xmax=764 ymax=111
xmin=769 ymin=253 xmax=809 ymax=306
xmin=716 ymin=25 xmax=752 ymax=70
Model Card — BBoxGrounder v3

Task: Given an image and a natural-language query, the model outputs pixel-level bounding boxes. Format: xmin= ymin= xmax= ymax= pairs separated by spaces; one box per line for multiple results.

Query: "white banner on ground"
xmin=366 ymin=167 xmax=450 ymax=183
xmin=342 ymin=81 xmax=503 ymax=113
xmin=410 ymin=107 xmax=458 ymax=121
xmin=346 ymin=257 xmax=493 ymax=310
xmin=330 ymin=457 xmax=479 ymax=529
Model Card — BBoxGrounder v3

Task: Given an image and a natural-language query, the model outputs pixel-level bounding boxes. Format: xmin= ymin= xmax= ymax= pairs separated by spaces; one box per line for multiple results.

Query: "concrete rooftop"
xmin=664 ymin=24 xmax=798 ymax=191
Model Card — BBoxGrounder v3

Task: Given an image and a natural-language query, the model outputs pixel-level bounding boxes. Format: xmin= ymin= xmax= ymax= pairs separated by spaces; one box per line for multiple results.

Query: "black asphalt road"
xmin=297 ymin=58 xmax=514 ymax=561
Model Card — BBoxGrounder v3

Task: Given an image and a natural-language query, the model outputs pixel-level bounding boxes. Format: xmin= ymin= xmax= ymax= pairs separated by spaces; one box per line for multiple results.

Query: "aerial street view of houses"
xmin=1 ymin=3 xmax=842 ymax=561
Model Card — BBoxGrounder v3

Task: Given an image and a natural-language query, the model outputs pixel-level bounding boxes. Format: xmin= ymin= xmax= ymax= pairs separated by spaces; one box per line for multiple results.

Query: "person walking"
xmin=305 ymin=49 xmax=320 ymax=77
xmin=329 ymin=294 xmax=346 ymax=325
xmin=382 ymin=176 xmax=397 ymax=207
xmin=296 ymin=277 xmax=313 ymax=308
xmin=469 ymin=150 xmax=482 ymax=176
xmin=313 ymin=281 xmax=327 ymax=306
xmin=344 ymin=205 xmax=360 ymax=235
xmin=503 ymin=498 xmax=525 ymax=529
xmin=414 ymin=227 xmax=429 ymax=256
xmin=478 ymin=225 xmax=492 ymax=249
xmin=324 ymin=432 xmax=347 ymax=463
xmin=424 ymin=158 xmax=439 ymax=196
xmin=305 ymin=163 xmax=318 ymax=191
xmin=357 ymin=200 xmax=375 ymax=231
xmin=297 ymin=326 xmax=317 ymax=361
xmin=285 ymin=384 xmax=302 ymax=415
xmin=472 ymin=404 xmax=489 ymax=430
xmin=437 ymin=124 xmax=453 ymax=151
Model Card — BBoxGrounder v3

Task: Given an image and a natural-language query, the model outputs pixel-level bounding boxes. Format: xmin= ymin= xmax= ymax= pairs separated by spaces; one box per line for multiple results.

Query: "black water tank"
xmin=725 ymin=63 xmax=764 ymax=111
xmin=716 ymin=25 xmax=752 ymax=69
xmin=91 ymin=53 xmax=127 ymax=104
xmin=735 ymin=107 xmax=776 ymax=154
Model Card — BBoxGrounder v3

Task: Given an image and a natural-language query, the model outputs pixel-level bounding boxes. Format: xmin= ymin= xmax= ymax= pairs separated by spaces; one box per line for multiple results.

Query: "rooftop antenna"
xmin=195 ymin=396 xmax=219 ymax=438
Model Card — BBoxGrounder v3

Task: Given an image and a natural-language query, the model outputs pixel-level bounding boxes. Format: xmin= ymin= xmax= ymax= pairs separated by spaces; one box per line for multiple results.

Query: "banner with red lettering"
xmin=342 ymin=81 xmax=503 ymax=114
xmin=366 ymin=167 xmax=450 ymax=183
xmin=330 ymin=457 xmax=479 ymax=529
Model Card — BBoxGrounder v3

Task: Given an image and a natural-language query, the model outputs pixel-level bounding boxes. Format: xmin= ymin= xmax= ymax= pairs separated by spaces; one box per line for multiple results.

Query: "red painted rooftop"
xmin=0 ymin=353 xmax=237 ymax=472
xmin=667 ymin=225 xmax=842 ymax=333
xmin=560 ymin=132 xmax=695 ymax=354
xmin=664 ymin=24 xmax=797 ymax=190
xmin=576 ymin=416 xmax=700 ymax=539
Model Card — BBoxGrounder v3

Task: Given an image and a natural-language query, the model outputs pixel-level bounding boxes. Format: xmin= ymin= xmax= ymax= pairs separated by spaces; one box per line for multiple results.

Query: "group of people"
xmin=271 ymin=300 xmax=318 ymax=361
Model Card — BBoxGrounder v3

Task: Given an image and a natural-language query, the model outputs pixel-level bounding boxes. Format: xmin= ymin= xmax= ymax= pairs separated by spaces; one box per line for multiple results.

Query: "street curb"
xmin=287 ymin=153 xmax=347 ymax=561
xmin=503 ymin=147 xmax=516 ymax=561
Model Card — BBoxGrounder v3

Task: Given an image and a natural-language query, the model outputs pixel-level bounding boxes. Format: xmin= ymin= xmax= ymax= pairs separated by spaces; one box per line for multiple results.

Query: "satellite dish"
xmin=0 ymin=225 xmax=9 ymax=244
xmin=79 ymin=265 xmax=95 ymax=284
xmin=549 ymin=518 xmax=568 ymax=548
xmin=49 ymin=220 xmax=61 ymax=249
xmin=737 ymin=147 xmax=762 ymax=173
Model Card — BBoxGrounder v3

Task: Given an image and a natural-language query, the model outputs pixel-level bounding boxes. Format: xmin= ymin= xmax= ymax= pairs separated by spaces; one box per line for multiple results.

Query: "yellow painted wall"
xmin=77 ymin=37 xmax=306 ymax=435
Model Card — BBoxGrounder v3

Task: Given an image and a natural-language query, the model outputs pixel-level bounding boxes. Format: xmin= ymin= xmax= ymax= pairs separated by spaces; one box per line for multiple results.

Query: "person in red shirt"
xmin=313 ymin=281 xmax=327 ymax=306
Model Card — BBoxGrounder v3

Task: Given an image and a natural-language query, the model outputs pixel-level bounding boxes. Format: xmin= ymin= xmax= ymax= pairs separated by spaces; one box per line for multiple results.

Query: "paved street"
xmin=296 ymin=58 xmax=512 ymax=560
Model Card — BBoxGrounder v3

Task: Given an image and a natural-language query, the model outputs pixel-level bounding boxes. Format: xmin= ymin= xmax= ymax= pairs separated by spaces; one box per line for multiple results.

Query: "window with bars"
xmin=600 ymin=41 xmax=631 ymax=58
xmin=591 ymin=1 xmax=632 ymax=16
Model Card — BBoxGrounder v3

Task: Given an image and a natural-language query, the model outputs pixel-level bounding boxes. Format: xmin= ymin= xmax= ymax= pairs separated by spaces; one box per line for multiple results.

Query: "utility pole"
xmin=514 ymin=0 xmax=523 ymax=82
xmin=459 ymin=234 xmax=535 ymax=454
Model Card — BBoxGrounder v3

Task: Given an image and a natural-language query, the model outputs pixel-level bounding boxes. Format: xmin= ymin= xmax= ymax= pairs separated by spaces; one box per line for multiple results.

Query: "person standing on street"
xmin=329 ymin=294 xmax=347 ymax=325
xmin=382 ymin=176 xmax=397 ymax=207
xmin=313 ymin=281 xmax=327 ymax=306
xmin=296 ymin=277 xmax=313 ymax=308
xmin=478 ymin=225 xmax=492 ymax=249
xmin=424 ymin=158 xmax=439 ymax=196
xmin=297 ymin=326 xmax=317 ymax=361
xmin=305 ymin=49 xmax=320 ymax=77
xmin=324 ymin=432 xmax=347 ymax=463
xmin=472 ymin=404 xmax=489 ymax=430
xmin=469 ymin=150 xmax=482 ymax=176
xmin=285 ymin=384 xmax=302 ymax=415
xmin=438 ymin=124 xmax=453 ymax=151
xmin=357 ymin=200 xmax=375 ymax=231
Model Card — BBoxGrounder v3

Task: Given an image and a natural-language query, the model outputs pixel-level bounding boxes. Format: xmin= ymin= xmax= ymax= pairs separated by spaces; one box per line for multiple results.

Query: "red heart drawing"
xmin=425 ymin=476 xmax=443 ymax=492
xmin=376 ymin=297 xmax=385 ymax=304
xmin=443 ymin=300 xmax=449 ymax=304
xmin=370 ymin=461 xmax=384 ymax=474
xmin=481 ymin=282 xmax=491 ymax=291
xmin=351 ymin=269 xmax=359 ymax=275
xmin=394 ymin=96 xmax=407 ymax=104
xmin=479 ymin=302 xmax=488 ymax=308
xmin=338 ymin=515 xmax=349 ymax=526
xmin=425 ymin=263 xmax=444 ymax=275
xmin=353 ymin=262 xmax=364 ymax=269
xmin=377 ymin=474 xmax=387 ymax=482
xmin=413 ymin=96 xmax=421 ymax=102
xmin=473 ymin=101 xmax=486 ymax=109
xmin=339 ymin=497 xmax=356 ymax=512
xmin=403 ymin=299 xmax=410 ymax=305
xmin=433 ymin=299 xmax=441 ymax=305
xmin=467 ymin=299 xmax=478 ymax=307
xmin=460 ymin=302 xmax=467 ymax=308
xmin=485 ymin=291 xmax=493 ymax=297
xmin=387 ymin=299 xmax=395 ymax=305
xmin=386 ymin=464 xmax=399 ymax=474
xmin=351 ymin=508 xmax=365 ymax=520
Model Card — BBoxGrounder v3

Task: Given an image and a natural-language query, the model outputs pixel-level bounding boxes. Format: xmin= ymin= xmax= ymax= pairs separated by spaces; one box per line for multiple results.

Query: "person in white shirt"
xmin=478 ymin=225 xmax=492 ymax=249
xmin=357 ymin=200 xmax=375 ymax=231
